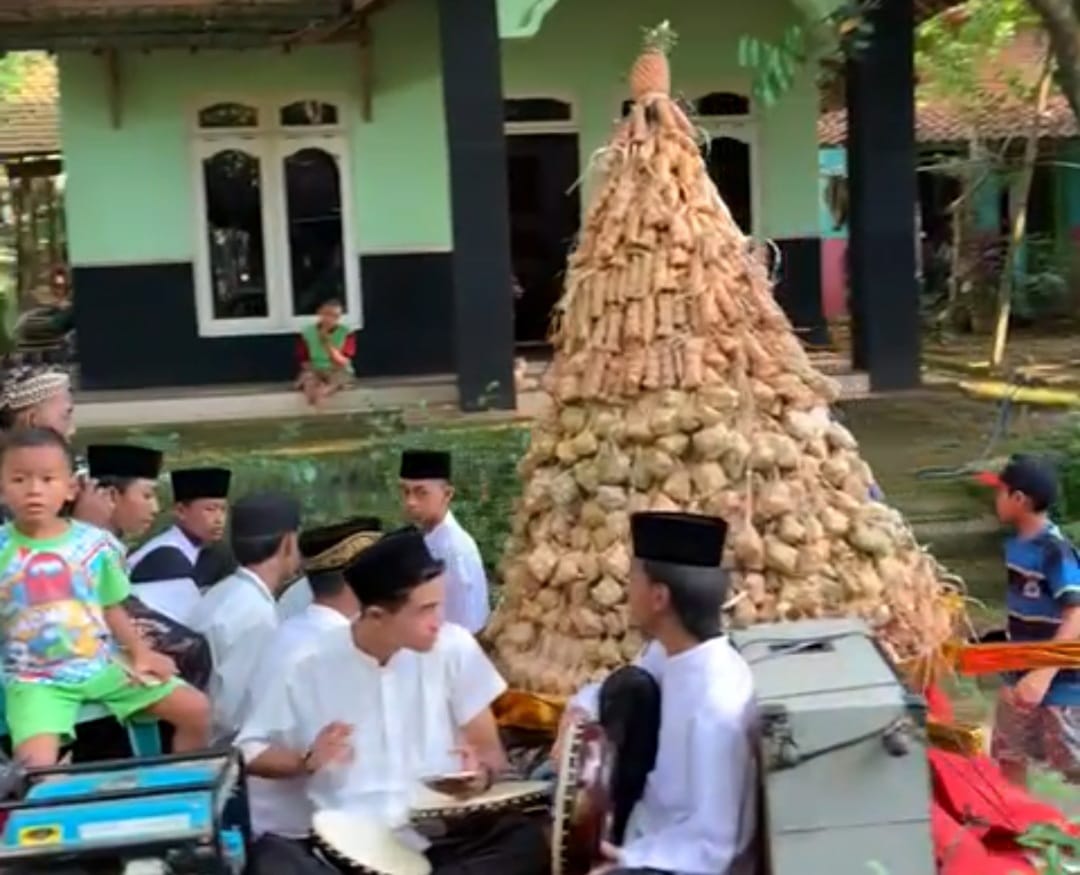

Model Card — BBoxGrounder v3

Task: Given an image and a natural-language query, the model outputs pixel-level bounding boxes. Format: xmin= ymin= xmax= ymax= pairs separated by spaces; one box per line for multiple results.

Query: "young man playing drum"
xmin=560 ymin=512 xmax=759 ymax=875
xmin=244 ymin=518 xmax=371 ymax=861
xmin=236 ymin=527 xmax=548 ymax=875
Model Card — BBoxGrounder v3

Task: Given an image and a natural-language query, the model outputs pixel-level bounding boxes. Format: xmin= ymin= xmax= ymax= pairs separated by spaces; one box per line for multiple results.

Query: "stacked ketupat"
xmin=483 ymin=22 xmax=963 ymax=695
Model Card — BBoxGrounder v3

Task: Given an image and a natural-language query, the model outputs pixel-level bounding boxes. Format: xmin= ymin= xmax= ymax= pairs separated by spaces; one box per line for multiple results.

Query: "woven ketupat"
xmin=482 ymin=23 xmax=964 ymax=695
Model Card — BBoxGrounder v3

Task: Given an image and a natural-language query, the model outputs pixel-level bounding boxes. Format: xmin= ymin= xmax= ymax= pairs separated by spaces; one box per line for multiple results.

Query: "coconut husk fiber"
xmin=482 ymin=22 xmax=965 ymax=696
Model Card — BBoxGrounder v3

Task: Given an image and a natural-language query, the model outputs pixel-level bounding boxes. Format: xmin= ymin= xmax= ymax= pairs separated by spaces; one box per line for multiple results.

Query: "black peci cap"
xmin=630 ymin=512 xmax=729 ymax=568
xmin=172 ymin=467 xmax=231 ymax=503
xmin=399 ymin=450 xmax=451 ymax=481
xmin=231 ymin=492 xmax=301 ymax=539
xmin=343 ymin=526 xmax=444 ymax=605
xmin=87 ymin=444 xmax=163 ymax=481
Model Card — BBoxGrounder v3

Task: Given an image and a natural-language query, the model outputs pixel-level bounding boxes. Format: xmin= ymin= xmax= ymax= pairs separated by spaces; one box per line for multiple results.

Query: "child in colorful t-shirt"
xmin=0 ymin=427 xmax=210 ymax=766
xmin=978 ymin=454 xmax=1080 ymax=786
xmin=296 ymin=298 xmax=355 ymax=408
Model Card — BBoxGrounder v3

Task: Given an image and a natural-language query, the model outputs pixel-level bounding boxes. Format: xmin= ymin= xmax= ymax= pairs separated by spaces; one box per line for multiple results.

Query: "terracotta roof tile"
xmin=819 ymin=28 xmax=1078 ymax=146
xmin=0 ymin=53 xmax=59 ymax=158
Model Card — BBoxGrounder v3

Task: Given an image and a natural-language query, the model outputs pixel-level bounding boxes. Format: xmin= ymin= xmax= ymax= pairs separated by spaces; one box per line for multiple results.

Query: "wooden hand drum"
xmin=551 ymin=717 xmax=613 ymax=875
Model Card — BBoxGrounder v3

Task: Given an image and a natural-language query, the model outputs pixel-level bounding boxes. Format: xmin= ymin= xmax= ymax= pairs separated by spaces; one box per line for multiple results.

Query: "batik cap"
xmin=300 ymin=516 xmax=383 ymax=573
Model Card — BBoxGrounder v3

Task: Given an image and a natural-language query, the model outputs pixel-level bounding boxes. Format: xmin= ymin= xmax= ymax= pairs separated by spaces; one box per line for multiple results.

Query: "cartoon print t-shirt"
xmin=0 ymin=521 xmax=131 ymax=685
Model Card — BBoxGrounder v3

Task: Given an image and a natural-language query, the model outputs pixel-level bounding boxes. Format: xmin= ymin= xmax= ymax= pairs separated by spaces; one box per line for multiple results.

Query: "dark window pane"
xmin=283 ymin=148 xmax=347 ymax=316
xmin=504 ymin=98 xmax=572 ymax=123
xmin=280 ymin=101 xmax=339 ymax=127
xmin=202 ymin=150 xmax=269 ymax=319
xmin=198 ymin=102 xmax=258 ymax=128
xmin=704 ymin=136 xmax=752 ymax=232
xmin=696 ymin=92 xmax=750 ymax=116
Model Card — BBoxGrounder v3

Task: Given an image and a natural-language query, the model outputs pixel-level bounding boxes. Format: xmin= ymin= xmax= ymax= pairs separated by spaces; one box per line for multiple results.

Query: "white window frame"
xmin=191 ymin=95 xmax=362 ymax=338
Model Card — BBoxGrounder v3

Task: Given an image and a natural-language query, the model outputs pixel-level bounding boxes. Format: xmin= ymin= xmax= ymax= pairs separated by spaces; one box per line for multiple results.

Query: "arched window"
xmin=695 ymin=92 xmax=750 ymax=117
xmin=280 ymin=100 xmax=340 ymax=128
xmin=504 ymin=98 xmax=573 ymax=124
xmin=192 ymin=97 xmax=359 ymax=336
xmin=198 ymin=102 xmax=258 ymax=129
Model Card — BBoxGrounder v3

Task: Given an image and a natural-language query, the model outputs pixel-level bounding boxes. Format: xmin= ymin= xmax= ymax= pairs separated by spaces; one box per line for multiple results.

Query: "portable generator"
xmin=0 ymin=748 xmax=250 ymax=874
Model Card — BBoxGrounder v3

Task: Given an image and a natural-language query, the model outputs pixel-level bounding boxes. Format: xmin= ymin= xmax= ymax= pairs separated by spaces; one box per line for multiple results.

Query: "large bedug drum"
xmin=313 ymin=810 xmax=431 ymax=875
xmin=552 ymin=716 xmax=614 ymax=875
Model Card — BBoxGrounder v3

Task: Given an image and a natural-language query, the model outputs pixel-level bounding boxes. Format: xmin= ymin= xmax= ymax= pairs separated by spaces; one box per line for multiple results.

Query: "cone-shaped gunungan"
xmin=482 ymin=24 xmax=964 ymax=696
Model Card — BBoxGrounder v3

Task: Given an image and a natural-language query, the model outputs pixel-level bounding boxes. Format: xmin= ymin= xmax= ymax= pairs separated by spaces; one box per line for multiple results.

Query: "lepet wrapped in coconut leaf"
xmin=482 ymin=21 xmax=964 ymax=696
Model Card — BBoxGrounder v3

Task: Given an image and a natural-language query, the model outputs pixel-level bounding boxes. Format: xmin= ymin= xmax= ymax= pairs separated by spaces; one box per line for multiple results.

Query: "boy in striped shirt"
xmin=978 ymin=455 xmax=1080 ymax=786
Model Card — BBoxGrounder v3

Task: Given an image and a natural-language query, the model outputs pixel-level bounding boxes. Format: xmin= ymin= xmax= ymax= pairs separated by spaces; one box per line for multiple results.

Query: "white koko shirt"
xmin=244 ymin=603 xmax=352 ymax=839
xmin=236 ymin=622 xmax=507 ymax=830
xmin=424 ymin=511 xmax=490 ymax=634
xmin=572 ymin=637 xmax=759 ymax=875
xmin=188 ymin=566 xmax=279 ymax=743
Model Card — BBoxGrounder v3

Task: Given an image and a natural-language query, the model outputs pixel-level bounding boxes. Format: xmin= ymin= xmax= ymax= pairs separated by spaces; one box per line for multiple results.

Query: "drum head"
xmin=313 ymin=810 xmax=432 ymax=875
xmin=411 ymin=780 xmax=549 ymax=820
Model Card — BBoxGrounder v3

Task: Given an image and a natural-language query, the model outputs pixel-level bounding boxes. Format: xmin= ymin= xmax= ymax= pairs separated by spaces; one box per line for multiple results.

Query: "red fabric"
xmin=923 ymin=683 xmax=1076 ymax=875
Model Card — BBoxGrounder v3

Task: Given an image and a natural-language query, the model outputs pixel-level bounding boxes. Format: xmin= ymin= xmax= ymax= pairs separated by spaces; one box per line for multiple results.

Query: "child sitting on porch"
xmin=296 ymin=299 xmax=356 ymax=408
xmin=977 ymin=454 xmax=1080 ymax=788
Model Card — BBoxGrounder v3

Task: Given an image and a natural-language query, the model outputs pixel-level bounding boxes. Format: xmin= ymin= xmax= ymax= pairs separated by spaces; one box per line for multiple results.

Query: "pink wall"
xmin=821 ymin=237 xmax=847 ymax=320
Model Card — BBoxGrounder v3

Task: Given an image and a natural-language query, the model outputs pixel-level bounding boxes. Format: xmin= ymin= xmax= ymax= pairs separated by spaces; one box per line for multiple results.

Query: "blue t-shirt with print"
xmin=1005 ymin=522 xmax=1080 ymax=706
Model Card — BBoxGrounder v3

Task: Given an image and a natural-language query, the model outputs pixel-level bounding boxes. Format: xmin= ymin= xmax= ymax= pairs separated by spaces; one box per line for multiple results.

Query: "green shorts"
xmin=5 ymin=662 xmax=180 ymax=748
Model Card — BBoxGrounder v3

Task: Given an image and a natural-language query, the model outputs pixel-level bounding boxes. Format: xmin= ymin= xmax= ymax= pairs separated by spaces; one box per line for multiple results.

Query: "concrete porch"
xmin=73 ymin=352 xmax=871 ymax=430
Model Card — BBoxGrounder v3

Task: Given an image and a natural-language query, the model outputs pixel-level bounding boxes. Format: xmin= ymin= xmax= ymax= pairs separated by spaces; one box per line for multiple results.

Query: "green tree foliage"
xmin=736 ymin=0 xmax=877 ymax=108
xmin=916 ymin=0 xmax=1036 ymax=111
xmin=0 ymin=54 xmax=27 ymax=102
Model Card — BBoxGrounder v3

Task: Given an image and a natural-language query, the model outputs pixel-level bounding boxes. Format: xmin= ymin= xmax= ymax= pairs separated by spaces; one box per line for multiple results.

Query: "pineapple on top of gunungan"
xmin=483 ymin=22 xmax=962 ymax=696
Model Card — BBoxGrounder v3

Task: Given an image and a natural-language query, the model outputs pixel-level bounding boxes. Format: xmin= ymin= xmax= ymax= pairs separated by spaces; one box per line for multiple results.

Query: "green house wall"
xmin=59 ymin=0 xmax=818 ymax=267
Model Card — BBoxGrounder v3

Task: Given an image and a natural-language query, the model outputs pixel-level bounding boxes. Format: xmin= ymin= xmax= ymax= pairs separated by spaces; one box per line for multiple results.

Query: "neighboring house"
xmin=0 ymin=53 xmax=59 ymax=163
xmin=817 ymin=28 xmax=1080 ymax=320
xmin=0 ymin=0 xmax=941 ymax=402
xmin=0 ymin=53 xmax=65 ymax=304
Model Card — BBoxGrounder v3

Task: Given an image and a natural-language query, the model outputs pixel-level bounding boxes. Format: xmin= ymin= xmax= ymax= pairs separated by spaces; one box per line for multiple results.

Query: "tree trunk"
xmin=1025 ymin=0 xmax=1080 ymax=124
xmin=989 ymin=57 xmax=1054 ymax=368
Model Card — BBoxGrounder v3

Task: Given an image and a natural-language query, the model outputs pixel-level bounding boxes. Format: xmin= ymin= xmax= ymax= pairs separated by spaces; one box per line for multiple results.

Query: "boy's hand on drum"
xmin=308 ymin=722 xmax=353 ymax=772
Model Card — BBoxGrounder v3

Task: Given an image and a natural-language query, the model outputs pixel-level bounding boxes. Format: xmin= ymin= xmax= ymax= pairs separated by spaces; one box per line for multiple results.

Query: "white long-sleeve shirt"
xmin=236 ymin=622 xmax=507 ymax=830
xmin=245 ymin=603 xmax=351 ymax=839
xmin=188 ymin=566 xmax=279 ymax=742
xmin=572 ymin=638 xmax=759 ymax=875
xmin=424 ymin=511 xmax=489 ymax=633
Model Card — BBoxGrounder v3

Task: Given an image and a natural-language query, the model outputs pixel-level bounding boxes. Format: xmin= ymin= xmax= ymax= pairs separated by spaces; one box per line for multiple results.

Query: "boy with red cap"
xmin=978 ymin=454 xmax=1080 ymax=786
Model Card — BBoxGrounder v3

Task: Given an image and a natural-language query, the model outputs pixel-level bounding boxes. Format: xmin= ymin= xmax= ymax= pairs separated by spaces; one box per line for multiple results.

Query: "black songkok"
xmin=87 ymin=444 xmax=163 ymax=481
xmin=630 ymin=512 xmax=728 ymax=568
xmin=399 ymin=450 xmax=451 ymax=481
xmin=171 ymin=467 xmax=231 ymax=503
xmin=343 ymin=526 xmax=444 ymax=604
xmin=231 ymin=492 xmax=301 ymax=540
